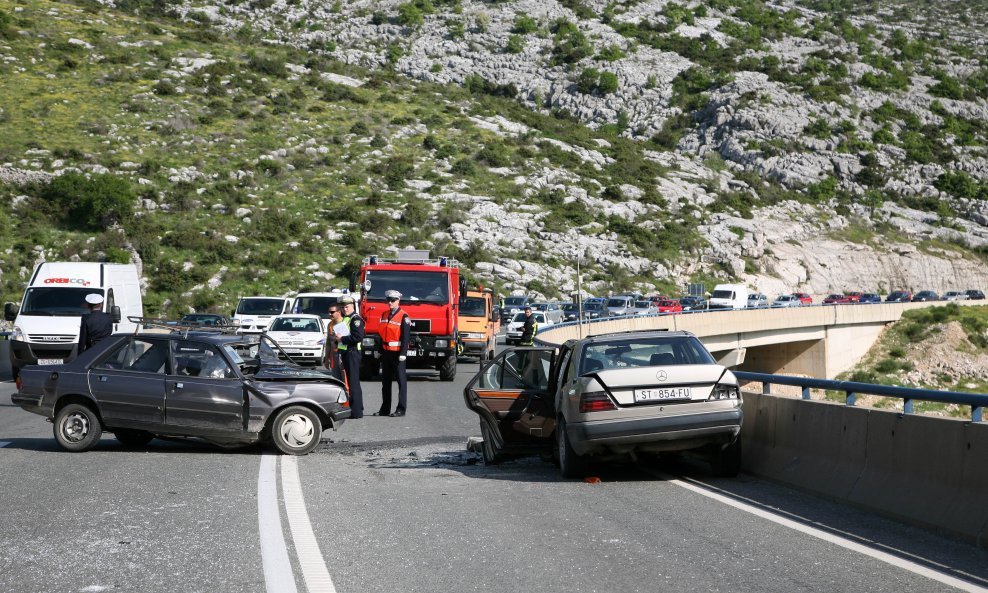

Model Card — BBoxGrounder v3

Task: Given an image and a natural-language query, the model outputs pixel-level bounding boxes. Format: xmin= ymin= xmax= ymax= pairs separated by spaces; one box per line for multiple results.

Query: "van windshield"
xmin=292 ymin=297 xmax=340 ymax=319
xmin=236 ymin=299 xmax=285 ymax=315
xmin=607 ymin=298 xmax=629 ymax=307
xmin=365 ymin=271 xmax=448 ymax=303
xmin=459 ymin=296 xmax=486 ymax=317
xmin=21 ymin=287 xmax=104 ymax=316
xmin=711 ymin=290 xmax=734 ymax=299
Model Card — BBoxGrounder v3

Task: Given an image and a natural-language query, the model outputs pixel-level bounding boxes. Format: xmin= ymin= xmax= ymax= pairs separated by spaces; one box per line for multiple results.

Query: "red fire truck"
xmin=353 ymin=250 xmax=466 ymax=381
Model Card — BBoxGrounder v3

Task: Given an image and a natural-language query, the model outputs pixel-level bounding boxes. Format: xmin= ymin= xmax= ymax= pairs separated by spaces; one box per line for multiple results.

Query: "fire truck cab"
xmin=354 ymin=250 xmax=466 ymax=381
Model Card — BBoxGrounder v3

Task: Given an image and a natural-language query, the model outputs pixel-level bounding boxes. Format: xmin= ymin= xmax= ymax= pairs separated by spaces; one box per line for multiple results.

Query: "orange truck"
xmin=457 ymin=288 xmax=499 ymax=362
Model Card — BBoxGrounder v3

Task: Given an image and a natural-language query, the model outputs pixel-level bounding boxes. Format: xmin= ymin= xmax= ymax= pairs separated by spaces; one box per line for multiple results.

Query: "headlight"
xmin=12 ymin=326 xmax=24 ymax=341
xmin=462 ymin=332 xmax=483 ymax=339
xmin=435 ymin=339 xmax=449 ymax=348
xmin=709 ymin=385 xmax=740 ymax=400
xmin=307 ymin=339 xmax=324 ymax=346
xmin=362 ymin=337 xmax=376 ymax=347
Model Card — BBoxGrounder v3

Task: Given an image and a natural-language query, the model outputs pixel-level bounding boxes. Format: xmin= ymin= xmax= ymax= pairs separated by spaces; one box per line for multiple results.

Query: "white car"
xmin=943 ymin=291 xmax=969 ymax=301
xmin=264 ymin=314 xmax=326 ymax=366
xmin=505 ymin=312 xmax=551 ymax=345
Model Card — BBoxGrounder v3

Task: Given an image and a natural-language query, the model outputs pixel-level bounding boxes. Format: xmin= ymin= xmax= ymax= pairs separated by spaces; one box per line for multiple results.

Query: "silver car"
xmin=771 ymin=294 xmax=802 ymax=308
xmin=463 ymin=330 xmax=743 ymax=478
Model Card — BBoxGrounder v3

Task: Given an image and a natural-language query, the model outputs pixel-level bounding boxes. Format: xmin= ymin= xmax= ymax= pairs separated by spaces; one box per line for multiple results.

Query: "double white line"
xmin=258 ymin=454 xmax=337 ymax=593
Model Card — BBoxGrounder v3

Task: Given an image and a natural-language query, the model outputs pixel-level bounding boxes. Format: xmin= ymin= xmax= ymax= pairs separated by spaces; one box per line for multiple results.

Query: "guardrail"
xmin=734 ymin=371 xmax=987 ymax=422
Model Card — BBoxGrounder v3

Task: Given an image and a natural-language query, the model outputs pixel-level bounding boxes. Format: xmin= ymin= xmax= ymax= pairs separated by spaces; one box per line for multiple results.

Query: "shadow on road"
xmin=0 ymin=436 xmax=268 ymax=455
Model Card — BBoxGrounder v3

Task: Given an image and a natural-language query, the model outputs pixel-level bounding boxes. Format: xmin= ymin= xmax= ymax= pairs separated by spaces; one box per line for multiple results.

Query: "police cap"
xmin=385 ymin=290 xmax=402 ymax=300
xmin=339 ymin=296 xmax=355 ymax=305
xmin=85 ymin=294 xmax=105 ymax=305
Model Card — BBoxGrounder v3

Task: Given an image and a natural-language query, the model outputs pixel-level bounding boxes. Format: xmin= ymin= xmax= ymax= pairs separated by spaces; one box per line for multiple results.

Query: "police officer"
xmin=78 ymin=294 xmax=113 ymax=355
xmin=375 ymin=290 xmax=410 ymax=417
xmin=519 ymin=305 xmax=538 ymax=346
xmin=336 ymin=296 xmax=364 ymax=419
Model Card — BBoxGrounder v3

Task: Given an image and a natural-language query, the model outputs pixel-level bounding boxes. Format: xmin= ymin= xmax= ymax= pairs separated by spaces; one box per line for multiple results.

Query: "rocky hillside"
xmin=1 ymin=0 xmax=987 ymax=315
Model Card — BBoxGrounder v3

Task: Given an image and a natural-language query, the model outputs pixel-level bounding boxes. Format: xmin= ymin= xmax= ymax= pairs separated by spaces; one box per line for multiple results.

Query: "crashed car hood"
xmin=253 ymin=364 xmax=341 ymax=383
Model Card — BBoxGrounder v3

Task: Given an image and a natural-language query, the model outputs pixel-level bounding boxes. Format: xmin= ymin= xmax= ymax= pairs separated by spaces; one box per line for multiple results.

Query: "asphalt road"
xmin=1 ymin=347 xmax=987 ymax=593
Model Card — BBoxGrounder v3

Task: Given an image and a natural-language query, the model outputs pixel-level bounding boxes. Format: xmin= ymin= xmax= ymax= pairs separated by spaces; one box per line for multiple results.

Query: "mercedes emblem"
xmin=656 ymin=370 xmax=668 ymax=382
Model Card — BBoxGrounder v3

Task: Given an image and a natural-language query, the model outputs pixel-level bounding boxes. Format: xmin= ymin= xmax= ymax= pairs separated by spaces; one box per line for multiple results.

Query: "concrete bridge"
xmin=536 ymin=301 xmax=983 ymax=379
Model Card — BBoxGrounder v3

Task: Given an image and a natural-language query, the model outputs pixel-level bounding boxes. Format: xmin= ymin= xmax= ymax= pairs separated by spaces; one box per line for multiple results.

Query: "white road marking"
xmin=0 ymin=441 xmax=11 ymax=448
xmin=281 ymin=455 xmax=337 ymax=593
xmin=258 ymin=455 xmax=299 ymax=593
xmin=664 ymin=474 xmax=988 ymax=593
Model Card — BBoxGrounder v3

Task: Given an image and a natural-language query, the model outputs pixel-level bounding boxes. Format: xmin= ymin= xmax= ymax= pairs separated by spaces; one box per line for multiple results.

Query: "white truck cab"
xmin=3 ymin=262 xmax=143 ymax=377
xmin=709 ymin=284 xmax=749 ymax=310
xmin=232 ymin=296 xmax=292 ymax=333
xmin=291 ymin=290 xmax=358 ymax=332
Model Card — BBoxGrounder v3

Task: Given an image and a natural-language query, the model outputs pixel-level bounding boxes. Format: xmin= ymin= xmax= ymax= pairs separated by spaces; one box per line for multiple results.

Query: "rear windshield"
xmin=607 ymin=298 xmax=630 ymax=307
xmin=581 ymin=336 xmax=716 ymax=374
xmin=711 ymin=290 xmax=734 ymax=299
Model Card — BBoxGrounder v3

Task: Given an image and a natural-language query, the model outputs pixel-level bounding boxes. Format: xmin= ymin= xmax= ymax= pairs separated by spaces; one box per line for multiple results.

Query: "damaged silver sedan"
xmin=12 ymin=332 xmax=349 ymax=455
xmin=464 ymin=330 xmax=742 ymax=478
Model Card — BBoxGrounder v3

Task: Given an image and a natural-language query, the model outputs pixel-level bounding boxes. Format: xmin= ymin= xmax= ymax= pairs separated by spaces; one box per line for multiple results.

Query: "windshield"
xmin=580 ymin=336 xmax=716 ymax=374
xmin=365 ymin=270 xmax=448 ymax=303
xmin=777 ymin=296 xmax=792 ymax=301
xmin=504 ymin=297 xmax=527 ymax=307
xmin=607 ymin=298 xmax=630 ymax=307
xmin=292 ymin=296 xmax=340 ymax=319
xmin=21 ymin=287 xmax=104 ymax=316
xmin=270 ymin=317 xmax=322 ymax=332
xmin=584 ymin=303 xmax=603 ymax=310
xmin=711 ymin=290 xmax=734 ymax=299
xmin=459 ymin=296 xmax=486 ymax=317
xmin=635 ymin=301 xmax=651 ymax=308
xmin=562 ymin=304 xmax=578 ymax=312
xmin=237 ymin=298 xmax=285 ymax=315
xmin=512 ymin=312 xmax=545 ymax=323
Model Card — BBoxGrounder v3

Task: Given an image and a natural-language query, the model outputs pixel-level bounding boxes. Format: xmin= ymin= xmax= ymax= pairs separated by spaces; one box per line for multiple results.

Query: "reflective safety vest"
xmin=520 ymin=320 xmax=538 ymax=345
xmin=381 ymin=308 xmax=408 ymax=352
xmin=337 ymin=316 xmax=361 ymax=351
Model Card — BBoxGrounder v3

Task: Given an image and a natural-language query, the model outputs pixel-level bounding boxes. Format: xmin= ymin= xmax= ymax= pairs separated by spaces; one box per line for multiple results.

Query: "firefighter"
xmin=336 ymin=296 xmax=365 ymax=419
xmin=519 ymin=305 xmax=538 ymax=346
xmin=324 ymin=305 xmax=345 ymax=383
xmin=78 ymin=294 xmax=113 ymax=355
xmin=374 ymin=289 xmax=410 ymax=417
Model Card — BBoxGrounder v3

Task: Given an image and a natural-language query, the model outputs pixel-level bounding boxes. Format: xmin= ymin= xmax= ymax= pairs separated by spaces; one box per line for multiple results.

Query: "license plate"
xmin=634 ymin=387 xmax=691 ymax=402
xmin=407 ymin=350 xmax=422 ymax=357
xmin=38 ymin=358 xmax=64 ymax=365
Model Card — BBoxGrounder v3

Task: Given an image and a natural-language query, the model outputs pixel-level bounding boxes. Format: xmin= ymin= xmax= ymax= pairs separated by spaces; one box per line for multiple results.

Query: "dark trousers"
xmin=326 ymin=349 xmax=344 ymax=383
xmin=380 ymin=351 xmax=407 ymax=414
xmin=342 ymin=349 xmax=363 ymax=418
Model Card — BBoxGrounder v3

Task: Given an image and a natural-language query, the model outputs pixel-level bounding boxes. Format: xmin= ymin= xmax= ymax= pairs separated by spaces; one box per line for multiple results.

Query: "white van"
xmin=232 ymin=296 xmax=292 ymax=333
xmin=3 ymin=262 xmax=143 ymax=376
xmin=606 ymin=295 xmax=636 ymax=317
xmin=291 ymin=290 xmax=357 ymax=332
xmin=708 ymin=284 xmax=749 ymax=310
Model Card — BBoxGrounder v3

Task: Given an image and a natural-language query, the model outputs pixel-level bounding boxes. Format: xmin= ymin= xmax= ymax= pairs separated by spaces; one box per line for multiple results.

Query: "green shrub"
xmin=247 ymin=52 xmax=287 ymax=78
xmin=41 ymin=173 xmax=135 ymax=230
xmin=475 ymin=143 xmax=512 ymax=167
xmin=550 ymin=19 xmax=592 ymax=65
xmin=512 ymin=14 xmax=538 ymax=34
xmin=396 ymin=3 xmax=424 ymax=27
xmin=577 ymin=68 xmax=600 ymax=94
xmin=596 ymin=44 xmax=625 ymax=61
xmin=505 ymin=34 xmax=525 ymax=54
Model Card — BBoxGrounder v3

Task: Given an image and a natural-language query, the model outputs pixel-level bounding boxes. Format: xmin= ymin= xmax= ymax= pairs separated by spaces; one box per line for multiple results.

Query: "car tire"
xmin=53 ymin=403 xmax=103 ymax=452
xmin=710 ymin=437 xmax=742 ymax=477
xmin=270 ymin=405 xmax=322 ymax=456
xmin=479 ymin=421 xmax=503 ymax=465
xmin=438 ymin=355 xmax=456 ymax=381
xmin=114 ymin=429 xmax=154 ymax=448
xmin=557 ymin=417 xmax=588 ymax=479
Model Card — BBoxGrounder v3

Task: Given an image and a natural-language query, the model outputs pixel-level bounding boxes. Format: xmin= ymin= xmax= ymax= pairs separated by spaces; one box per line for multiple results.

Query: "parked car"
xmin=265 ymin=314 xmax=326 ymax=366
xmin=501 ymin=295 xmax=532 ymax=324
xmin=606 ymin=295 xmax=636 ymax=317
xmin=11 ymin=332 xmax=350 ymax=455
xmin=631 ymin=300 xmax=658 ymax=316
xmin=858 ymin=293 xmax=882 ymax=304
xmin=560 ymin=303 xmax=580 ymax=322
xmin=966 ymin=289 xmax=985 ymax=300
xmin=582 ymin=302 xmax=605 ymax=319
xmin=792 ymin=292 xmax=813 ymax=305
xmin=885 ymin=290 xmax=912 ymax=303
xmin=845 ymin=291 xmax=863 ymax=303
xmin=823 ymin=294 xmax=851 ymax=305
xmin=655 ymin=299 xmax=683 ymax=314
xmin=912 ymin=291 xmax=940 ymax=302
xmin=531 ymin=302 xmax=564 ymax=324
xmin=678 ymin=296 xmax=707 ymax=311
xmin=943 ymin=291 xmax=969 ymax=301
xmin=771 ymin=295 xmax=802 ymax=308
xmin=180 ymin=313 xmax=232 ymax=327
xmin=505 ymin=311 xmax=551 ymax=345
xmin=463 ymin=330 xmax=743 ymax=478
xmin=746 ymin=293 xmax=768 ymax=308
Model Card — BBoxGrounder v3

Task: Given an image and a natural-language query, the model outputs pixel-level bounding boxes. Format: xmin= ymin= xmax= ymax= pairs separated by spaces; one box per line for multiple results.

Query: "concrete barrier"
xmin=742 ymin=391 xmax=988 ymax=547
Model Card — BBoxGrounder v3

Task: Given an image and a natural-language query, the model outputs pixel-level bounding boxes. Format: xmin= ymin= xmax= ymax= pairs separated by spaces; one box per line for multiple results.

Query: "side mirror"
xmin=110 ymin=306 xmax=122 ymax=323
xmin=459 ymin=277 xmax=467 ymax=294
xmin=3 ymin=302 xmax=18 ymax=322
xmin=362 ymin=280 xmax=371 ymax=293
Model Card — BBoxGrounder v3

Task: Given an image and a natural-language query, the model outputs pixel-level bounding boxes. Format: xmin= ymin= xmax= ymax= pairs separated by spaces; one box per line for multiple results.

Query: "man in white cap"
xmin=336 ymin=295 xmax=365 ymax=419
xmin=78 ymin=293 xmax=113 ymax=355
xmin=374 ymin=289 xmax=411 ymax=417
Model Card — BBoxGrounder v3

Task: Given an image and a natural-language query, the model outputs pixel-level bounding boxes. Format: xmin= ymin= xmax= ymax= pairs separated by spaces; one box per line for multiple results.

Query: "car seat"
xmin=131 ymin=346 xmax=168 ymax=373
xmin=650 ymin=352 xmax=676 ymax=366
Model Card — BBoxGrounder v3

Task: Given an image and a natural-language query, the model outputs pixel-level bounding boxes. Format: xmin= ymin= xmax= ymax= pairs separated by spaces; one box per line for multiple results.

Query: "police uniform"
xmin=338 ymin=297 xmax=365 ymax=419
xmin=78 ymin=294 xmax=113 ymax=355
xmin=519 ymin=309 xmax=538 ymax=346
xmin=377 ymin=290 xmax=411 ymax=417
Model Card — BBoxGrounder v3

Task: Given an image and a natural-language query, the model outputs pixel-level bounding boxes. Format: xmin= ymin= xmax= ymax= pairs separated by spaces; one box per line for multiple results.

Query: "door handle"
xmin=175 ymin=382 xmax=184 ymax=389
xmin=98 ymin=375 xmax=108 ymax=382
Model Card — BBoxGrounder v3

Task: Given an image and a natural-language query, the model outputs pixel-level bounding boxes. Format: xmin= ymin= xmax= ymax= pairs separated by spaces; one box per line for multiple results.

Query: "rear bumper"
xmin=11 ymin=391 xmax=48 ymax=417
xmin=568 ymin=407 xmax=742 ymax=456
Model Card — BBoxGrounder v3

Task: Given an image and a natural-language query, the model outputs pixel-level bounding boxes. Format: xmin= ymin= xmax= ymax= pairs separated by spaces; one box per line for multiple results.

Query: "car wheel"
xmin=438 ymin=355 xmax=456 ymax=381
xmin=270 ymin=406 xmax=322 ymax=456
xmin=479 ymin=421 xmax=503 ymax=465
xmin=114 ymin=429 xmax=154 ymax=448
xmin=53 ymin=403 xmax=103 ymax=452
xmin=710 ymin=437 xmax=742 ymax=477
xmin=557 ymin=417 xmax=588 ymax=479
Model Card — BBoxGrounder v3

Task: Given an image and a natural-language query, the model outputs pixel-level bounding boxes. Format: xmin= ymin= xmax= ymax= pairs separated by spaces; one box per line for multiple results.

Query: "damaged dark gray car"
xmin=12 ymin=331 xmax=350 ymax=455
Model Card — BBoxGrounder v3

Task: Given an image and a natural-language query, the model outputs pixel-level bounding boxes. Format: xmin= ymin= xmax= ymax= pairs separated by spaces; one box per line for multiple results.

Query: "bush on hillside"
xmin=40 ymin=173 xmax=135 ymax=230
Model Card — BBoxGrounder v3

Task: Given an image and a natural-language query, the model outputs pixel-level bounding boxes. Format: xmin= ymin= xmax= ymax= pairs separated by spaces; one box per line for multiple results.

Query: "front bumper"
xmin=568 ymin=407 xmax=742 ymax=456
xmin=460 ymin=339 xmax=487 ymax=354
xmin=278 ymin=347 xmax=323 ymax=363
xmin=10 ymin=341 xmax=78 ymax=367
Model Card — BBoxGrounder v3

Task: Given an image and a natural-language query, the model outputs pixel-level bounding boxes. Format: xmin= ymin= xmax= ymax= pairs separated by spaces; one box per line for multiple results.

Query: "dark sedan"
xmin=679 ymin=296 xmax=707 ymax=311
xmin=858 ymin=293 xmax=882 ymax=304
xmin=886 ymin=290 xmax=912 ymax=302
xmin=966 ymin=289 xmax=986 ymax=300
xmin=12 ymin=332 xmax=350 ymax=455
xmin=912 ymin=291 xmax=940 ymax=302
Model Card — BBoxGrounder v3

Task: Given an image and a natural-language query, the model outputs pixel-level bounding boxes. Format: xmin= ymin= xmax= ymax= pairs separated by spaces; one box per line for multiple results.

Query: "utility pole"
xmin=576 ymin=249 xmax=584 ymax=339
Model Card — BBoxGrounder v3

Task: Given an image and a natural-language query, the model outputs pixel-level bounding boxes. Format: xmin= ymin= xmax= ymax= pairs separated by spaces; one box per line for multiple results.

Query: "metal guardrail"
xmin=734 ymin=371 xmax=987 ymax=423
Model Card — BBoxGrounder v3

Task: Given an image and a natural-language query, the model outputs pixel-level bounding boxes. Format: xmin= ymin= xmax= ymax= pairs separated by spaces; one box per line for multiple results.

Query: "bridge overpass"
xmin=536 ymin=300 xmax=983 ymax=379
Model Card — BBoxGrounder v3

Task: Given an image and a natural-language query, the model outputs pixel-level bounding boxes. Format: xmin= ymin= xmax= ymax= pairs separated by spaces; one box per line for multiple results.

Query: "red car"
xmin=845 ymin=291 xmax=863 ymax=303
xmin=792 ymin=292 xmax=813 ymax=305
xmin=822 ymin=294 xmax=852 ymax=304
xmin=656 ymin=299 xmax=683 ymax=314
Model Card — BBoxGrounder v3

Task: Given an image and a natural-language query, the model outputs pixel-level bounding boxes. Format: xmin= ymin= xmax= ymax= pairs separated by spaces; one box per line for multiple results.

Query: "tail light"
xmin=15 ymin=375 xmax=23 ymax=391
xmin=580 ymin=391 xmax=616 ymax=413
xmin=709 ymin=385 xmax=740 ymax=401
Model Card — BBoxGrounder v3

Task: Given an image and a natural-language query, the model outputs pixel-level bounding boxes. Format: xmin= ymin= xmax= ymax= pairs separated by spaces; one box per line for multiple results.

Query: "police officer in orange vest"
xmin=374 ymin=289 xmax=411 ymax=417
